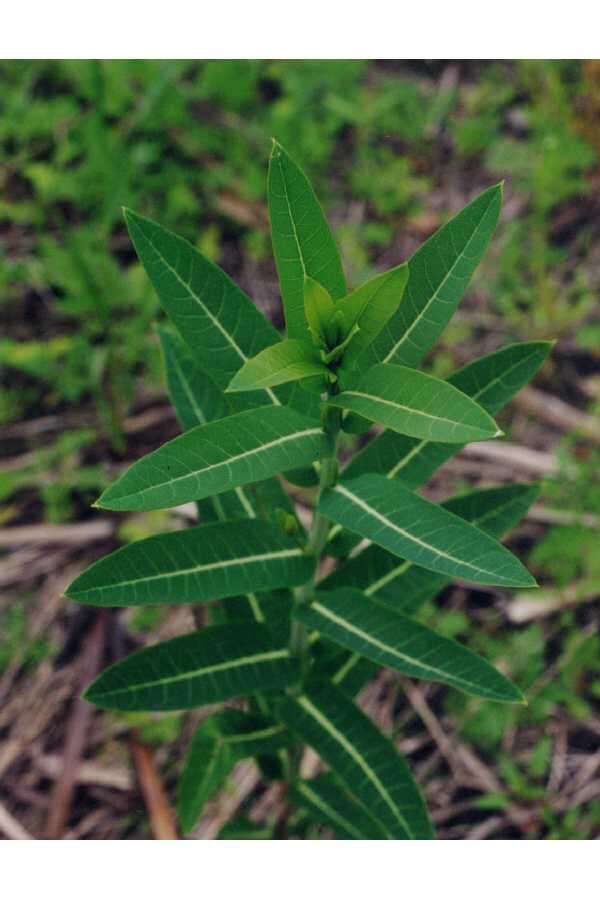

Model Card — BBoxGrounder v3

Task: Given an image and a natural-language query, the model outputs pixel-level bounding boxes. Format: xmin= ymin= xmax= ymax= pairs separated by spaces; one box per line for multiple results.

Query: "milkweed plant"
xmin=66 ymin=141 xmax=551 ymax=839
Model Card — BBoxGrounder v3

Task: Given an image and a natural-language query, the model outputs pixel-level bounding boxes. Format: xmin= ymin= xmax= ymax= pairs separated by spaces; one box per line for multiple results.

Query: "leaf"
xmin=66 ymin=520 xmax=313 ymax=607
xmin=336 ymin=264 xmax=409 ymax=369
xmin=277 ymin=681 xmax=433 ymax=839
xmin=320 ymin=474 xmax=536 ymax=588
xmin=268 ymin=141 xmax=346 ymax=340
xmin=95 ymin=406 xmax=322 ymax=512
xmin=159 ymin=327 xmax=228 ymax=432
xmin=344 ymin=341 xmax=552 ymax=490
xmin=331 ymin=363 xmax=500 ymax=443
xmin=357 ymin=184 xmax=502 ymax=370
xmin=304 ymin=275 xmax=336 ymax=347
xmin=292 ymin=773 xmax=388 ymax=839
xmin=178 ymin=709 xmax=290 ymax=833
xmin=124 ymin=209 xmax=280 ymax=399
xmin=325 ymin=484 xmax=540 ymax=615
xmin=84 ymin=623 xmax=298 ymax=711
xmin=226 ymin=339 xmax=328 ymax=393
xmin=297 ymin=589 xmax=523 ymax=702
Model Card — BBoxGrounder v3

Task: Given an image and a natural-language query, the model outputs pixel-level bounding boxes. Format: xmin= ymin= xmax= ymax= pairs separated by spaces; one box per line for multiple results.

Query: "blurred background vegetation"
xmin=1 ymin=60 xmax=600 ymax=840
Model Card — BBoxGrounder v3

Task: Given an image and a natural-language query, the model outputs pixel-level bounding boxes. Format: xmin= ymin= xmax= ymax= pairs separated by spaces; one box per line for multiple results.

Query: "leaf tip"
xmin=494 ymin=428 xmax=505 ymax=439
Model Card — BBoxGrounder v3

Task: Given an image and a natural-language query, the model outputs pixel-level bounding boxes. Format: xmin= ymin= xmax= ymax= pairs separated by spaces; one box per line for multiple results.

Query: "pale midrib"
xmin=113 ymin=426 xmax=322 ymax=505
xmin=95 ymin=649 xmax=290 ymax=699
xmin=333 ymin=483 xmax=498 ymax=581
xmin=296 ymin=694 xmax=413 ymax=838
xmin=364 ymin=559 xmax=411 ymax=596
xmin=382 ymin=196 xmax=494 ymax=364
xmin=221 ymin=724 xmax=286 ymax=746
xmin=310 ymin=602 xmax=478 ymax=692
xmin=339 ymin=390 xmax=493 ymax=438
xmin=295 ymin=782 xmax=390 ymax=840
xmin=82 ymin=547 xmax=304 ymax=594
xmin=140 ymin=224 xmax=280 ymax=406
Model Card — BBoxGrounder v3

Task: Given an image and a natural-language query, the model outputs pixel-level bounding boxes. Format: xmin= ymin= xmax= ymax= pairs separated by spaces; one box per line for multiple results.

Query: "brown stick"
xmin=44 ymin=612 xmax=108 ymax=838
xmin=129 ymin=734 xmax=178 ymax=840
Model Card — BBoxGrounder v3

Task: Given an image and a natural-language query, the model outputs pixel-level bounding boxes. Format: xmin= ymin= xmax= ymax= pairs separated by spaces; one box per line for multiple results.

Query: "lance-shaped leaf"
xmin=277 ymin=681 xmax=433 ymax=839
xmin=357 ymin=184 xmax=502 ymax=370
xmin=125 ymin=209 xmax=280 ymax=400
xmin=325 ymin=484 xmax=540 ymax=615
xmin=96 ymin=406 xmax=322 ymax=512
xmin=304 ymin=275 xmax=336 ymax=347
xmin=178 ymin=710 xmax=290 ymax=833
xmin=84 ymin=623 xmax=298 ymax=711
xmin=268 ymin=141 xmax=346 ymax=340
xmin=66 ymin=520 xmax=313 ymax=607
xmin=226 ymin=339 xmax=328 ymax=393
xmin=331 ymin=363 xmax=500 ymax=443
xmin=336 ymin=264 xmax=409 ymax=370
xmin=297 ymin=589 xmax=523 ymax=703
xmin=320 ymin=474 xmax=536 ymax=588
xmin=292 ymin=773 xmax=388 ymax=839
xmin=159 ymin=327 xmax=229 ymax=432
xmin=344 ymin=341 xmax=552 ymax=489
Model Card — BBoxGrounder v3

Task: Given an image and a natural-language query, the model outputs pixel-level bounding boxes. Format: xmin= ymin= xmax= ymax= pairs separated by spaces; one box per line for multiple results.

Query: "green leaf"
xmin=292 ymin=773 xmax=388 ymax=839
xmin=336 ymin=264 xmax=409 ymax=369
xmin=320 ymin=474 xmax=536 ymax=588
xmin=325 ymin=484 xmax=540 ymax=615
xmin=357 ymin=184 xmax=502 ymax=370
xmin=277 ymin=681 xmax=433 ymax=839
xmin=298 ymin=589 xmax=523 ymax=702
xmin=332 ymin=363 xmax=500 ymax=443
xmin=344 ymin=341 xmax=552 ymax=490
xmin=65 ymin=520 xmax=314 ymax=607
xmin=178 ymin=709 xmax=289 ymax=833
xmin=124 ymin=209 xmax=280 ymax=399
xmin=95 ymin=406 xmax=322 ymax=512
xmin=268 ymin=141 xmax=346 ymax=340
xmin=159 ymin=327 xmax=228 ymax=432
xmin=304 ymin=275 xmax=336 ymax=347
xmin=84 ymin=623 xmax=298 ymax=711
xmin=226 ymin=339 xmax=328 ymax=393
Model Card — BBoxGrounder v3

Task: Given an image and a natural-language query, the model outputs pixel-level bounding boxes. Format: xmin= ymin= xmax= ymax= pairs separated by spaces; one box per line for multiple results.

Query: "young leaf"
xmin=297 ymin=589 xmax=523 ymax=703
xmin=226 ymin=340 xmax=328 ymax=393
xmin=125 ymin=209 xmax=280 ymax=397
xmin=268 ymin=141 xmax=346 ymax=340
xmin=95 ymin=406 xmax=322 ymax=512
xmin=336 ymin=263 xmax=409 ymax=369
xmin=178 ymin=709 xmax=289 ymax=833
xmin=343 ymin=341 xmax=552 ymax=490
xmin=84 ymin=623 xmax=298 ymax=711
xmin=66 ymin=520 xmax=313 ymax=607
xmin=277 ymin=681 xmax=433 ymax=839
xmin=292 ymin=773 xmax=388 ymax=839
xmin=357 ymin=184 xmax=502 ymax=370
xmin=325 ymin=484 xmax=540 ymax=615
xmin=332 ymin=363 xmax=501 ymax=443
xmin=304 ymin=276 xmax=336 ymax=347
xmin=320 ymin=474 xmax=536 ymax=588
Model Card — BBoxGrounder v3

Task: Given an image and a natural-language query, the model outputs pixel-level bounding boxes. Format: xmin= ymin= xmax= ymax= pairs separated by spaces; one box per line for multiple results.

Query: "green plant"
xmin=65 ymin=141 xmax=551 ymax=840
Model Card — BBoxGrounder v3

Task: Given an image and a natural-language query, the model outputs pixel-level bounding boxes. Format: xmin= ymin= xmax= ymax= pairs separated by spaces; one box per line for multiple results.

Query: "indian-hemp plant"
xmin=66 ymin=142 xmax=550 ymax=839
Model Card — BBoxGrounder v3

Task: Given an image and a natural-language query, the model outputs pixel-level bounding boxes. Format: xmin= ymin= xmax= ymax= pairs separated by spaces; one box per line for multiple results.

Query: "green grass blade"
xmin=277 ymin=681 xmax=434 ymax=839
xmin=65 ymin=520 xmax=314 ymax=606
xmin=268 ymin=141 xmax=346 ymax=340
xmin=358 ymin=184 xmax=502 ymax=370
xmin=95 ymin=406 xmax=322 ymax=512
xmin=84 ymin=623 xmax=298 ymax=711
xmin=320 ymin=474 xmax=536 ymax=588
xmin=332 ymin=363 xmax=501 ymax=443
xmin=298 ymin=589 xmax=523 ymax=702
